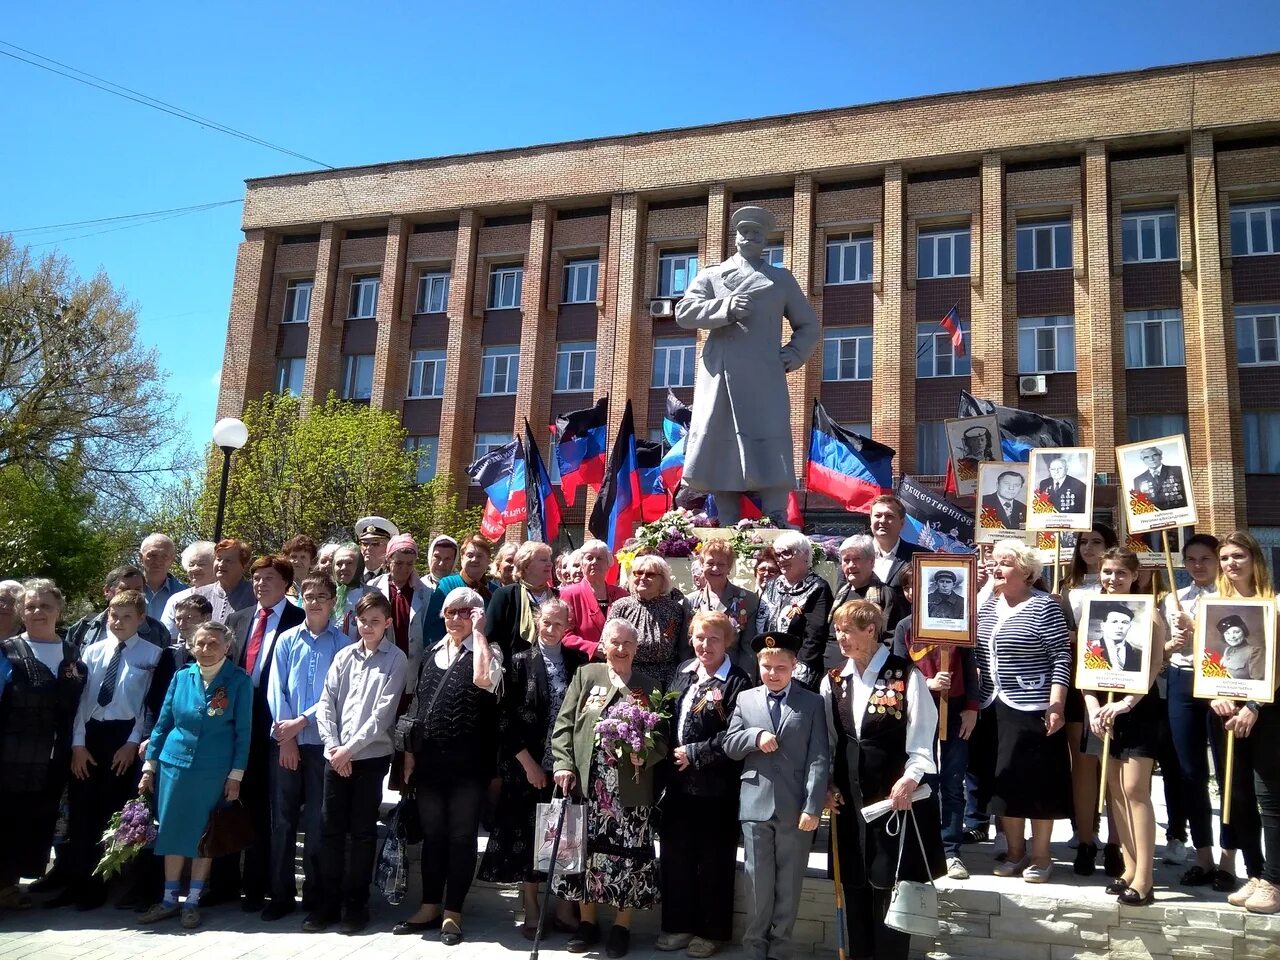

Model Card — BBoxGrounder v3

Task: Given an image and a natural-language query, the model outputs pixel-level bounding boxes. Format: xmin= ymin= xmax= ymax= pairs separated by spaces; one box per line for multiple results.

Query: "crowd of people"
xmin=0 ymin=493 xmax=1278 ymax=960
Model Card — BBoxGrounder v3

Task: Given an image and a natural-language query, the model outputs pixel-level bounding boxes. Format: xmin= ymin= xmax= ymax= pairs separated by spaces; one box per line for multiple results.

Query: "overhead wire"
xmin=4 ymin=200 xmax=241 ymax=235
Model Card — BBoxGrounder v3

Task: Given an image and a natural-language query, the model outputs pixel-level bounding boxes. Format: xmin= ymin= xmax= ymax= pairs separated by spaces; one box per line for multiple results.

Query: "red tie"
xmin=245 ymin=608 xmax=270 ymax=675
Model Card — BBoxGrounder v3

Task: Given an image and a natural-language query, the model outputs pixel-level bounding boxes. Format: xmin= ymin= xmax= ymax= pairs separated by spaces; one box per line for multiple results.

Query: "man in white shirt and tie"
xmin=869 ymin=495 xmax=923 ymax=589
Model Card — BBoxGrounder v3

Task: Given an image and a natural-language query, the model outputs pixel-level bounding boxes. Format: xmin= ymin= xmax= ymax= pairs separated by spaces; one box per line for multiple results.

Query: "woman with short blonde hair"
xmin=607 ymin=556 xmax=688 ymax=687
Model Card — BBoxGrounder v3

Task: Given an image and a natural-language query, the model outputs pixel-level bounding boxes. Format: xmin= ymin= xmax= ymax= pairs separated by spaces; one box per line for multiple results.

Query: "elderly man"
xmin=1132 ymin=445 xmax=1188 ymax=511
xmin=1037 ymin=457 xmax=1088 ymax=514
xmin=982 ymin=471 xmax=1027 ymax=529
xmin=869 ymin=495 xmax=925 ymax=589
xmin=66 ymin=566 xmax=170 ymax=652
xmin=191 ymin=539 xmax=256 ymax=624
xmin=826 ymin=535 xmax=906 ymax=669
xmin=356 ymin=516 xmax=398 ymax=587
xmin=139 ymin=534 xmax=185 ymax=621
xmin=159 ymin=541 xmax=217 ymax=639
xmin=675 ymin=206 xmax=819 ymax=527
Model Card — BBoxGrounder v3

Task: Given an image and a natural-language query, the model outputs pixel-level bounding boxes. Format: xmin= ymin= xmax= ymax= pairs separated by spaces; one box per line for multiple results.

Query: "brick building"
xmin=217 ymin=53 xmax=1280 ymax=550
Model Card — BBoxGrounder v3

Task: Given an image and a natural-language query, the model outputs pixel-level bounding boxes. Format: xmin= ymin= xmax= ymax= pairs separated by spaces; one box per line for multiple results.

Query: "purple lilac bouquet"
xmin=595 ymin=687 xmax=679 ymax=781
xmin=94 ymin=796 xmax=158 ymax=879
xmin=635 ymin=509 xmax=702 ymax=558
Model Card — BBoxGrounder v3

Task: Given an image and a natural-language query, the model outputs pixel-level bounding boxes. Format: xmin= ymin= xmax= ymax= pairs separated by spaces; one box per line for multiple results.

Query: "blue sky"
xmin=4 ymin=1 xmax=1279 ymax=459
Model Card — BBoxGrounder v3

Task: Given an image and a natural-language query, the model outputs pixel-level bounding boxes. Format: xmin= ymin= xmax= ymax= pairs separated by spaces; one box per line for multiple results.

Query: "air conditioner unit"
xmin=649 ymin=299 xmax=675 ymax=319
xmin=1018 ymin=374 xmax=1048 ymax=397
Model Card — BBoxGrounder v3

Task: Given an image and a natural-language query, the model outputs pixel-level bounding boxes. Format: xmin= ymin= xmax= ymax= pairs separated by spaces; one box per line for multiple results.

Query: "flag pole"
xmin=914 ymin=301 xmax=962 ymax=361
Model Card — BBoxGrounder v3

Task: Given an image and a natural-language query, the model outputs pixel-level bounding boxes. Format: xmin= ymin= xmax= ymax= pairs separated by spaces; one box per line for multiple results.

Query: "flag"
xmin=703 ymin=490 xmax=804 ymax=528
xmin=467 ymin=439 xmax=526 ymax=540
xmin=588 ymin=401 xmax=643 ymax=552
xmin=806 ymin=399 xmax=896 ymax=513
xmin=939 ymin=303 xmax=965 ymax=357
xmin=553 ymin=397 xmax=608 ymax=506
xmin=659 ymin=392 xmax=690 ymax=494
xmin=636 ymin=438 xmax=670 ymax=521
xmin=524 ymin=420 xmax=561 ymax=544
xmin=958 ymin=392 xmax=1077 ymax=461
xmin=896 ymin=476 xmax=975 ymax=553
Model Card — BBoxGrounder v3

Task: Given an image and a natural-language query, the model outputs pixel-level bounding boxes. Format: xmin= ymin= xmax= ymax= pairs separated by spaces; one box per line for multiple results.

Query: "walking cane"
xmin=828 ymin=806 xmax=848 ymax=960
xmin=531 ymin=794 xmax=570 ymax=960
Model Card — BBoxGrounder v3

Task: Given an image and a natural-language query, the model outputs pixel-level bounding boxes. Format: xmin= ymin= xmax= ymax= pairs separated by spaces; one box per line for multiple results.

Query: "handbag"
xmin=533 ymin=792 xmax=586 ymax=876
xmin=375 ymin=798 xmax=411 ymax=905
xmin=392 ymin=645 xmax=468 ymax=754
xmin=197 ymin=799 xmax=255 ymax=859
xmin=883 ymin=808 xmax=939 ymax=938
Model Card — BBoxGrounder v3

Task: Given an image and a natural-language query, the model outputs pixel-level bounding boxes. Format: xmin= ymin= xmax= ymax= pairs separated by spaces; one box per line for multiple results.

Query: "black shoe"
xmin=605 ymin=924 xmax=631 ymax=958
xmin=393 ymin=916 xmax=442 ymax=935
xmin=440 ymin=918 xmax=462 ymax=946
xmin=1180 ymin=865 xmax=1214 ymax=887
xmin=339 ymin=910 xmax=370 ymax=935
xmin=1103 ymin=843 xmax=1123 ymax=878
xmin=1105 ymin=878 xmax=1130 ymax=896
xmin=1211 ymin=869 xmax=1240 ymax=893
xmin=28 ymin=870 xmax=66 ymax=894
xmin=961 ymin=826 xmax=990 ymax=844
xmin=261 ymin=900 xmax=296 ymax=922
xmin=1118 ymin=885 xmax=1154 ymax=906
xmin=240 ymin=894 xmax=265 ymax=912
xmin=303 ymin=911 xmax=338 ymax=933
xmin=1073 ymin=841 xmax=1098 ymax=877
xmin=568 ymin=921 xmax=601 ymax=953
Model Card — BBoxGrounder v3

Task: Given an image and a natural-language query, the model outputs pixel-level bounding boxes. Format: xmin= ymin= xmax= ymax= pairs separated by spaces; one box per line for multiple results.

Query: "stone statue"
xmin=674 ymin=205 xmax=819 ymax=526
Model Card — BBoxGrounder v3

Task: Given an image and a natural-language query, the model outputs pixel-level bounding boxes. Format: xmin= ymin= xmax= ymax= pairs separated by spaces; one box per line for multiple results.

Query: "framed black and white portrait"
xmin=911 ymin=553 xmax=976 ymax=647
xmin=1116 ymin=435 xmax=1198 ymax=535
xmin=1076 ymin=594 xmax=1155 ymax=695
xmin=1027 ymin=447 xmax=1095 ymax=532
xmin=975 ymin=462 xmax=1030 ymax=544
xmin=944 ymin=415 xmax=1000 ymax=497
xmin=1194 ymin=597 xmax=1277 ymax=704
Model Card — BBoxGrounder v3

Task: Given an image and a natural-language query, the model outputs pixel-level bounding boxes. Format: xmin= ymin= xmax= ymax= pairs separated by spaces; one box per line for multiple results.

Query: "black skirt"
xmin=1083 ymin=686 xmax=1166 ymax=762
xmin=990 ymin=698 xmax=1072 ymax=820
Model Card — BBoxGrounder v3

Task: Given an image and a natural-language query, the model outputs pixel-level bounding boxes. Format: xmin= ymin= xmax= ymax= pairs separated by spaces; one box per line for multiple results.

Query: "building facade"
xmin=217 ymin=54 xmax=1280 ymax=547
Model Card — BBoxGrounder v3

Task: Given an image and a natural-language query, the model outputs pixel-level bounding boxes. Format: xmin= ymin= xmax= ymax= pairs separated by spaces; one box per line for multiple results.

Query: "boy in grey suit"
xmin=724 ymin=632 xmax=830 ymax=960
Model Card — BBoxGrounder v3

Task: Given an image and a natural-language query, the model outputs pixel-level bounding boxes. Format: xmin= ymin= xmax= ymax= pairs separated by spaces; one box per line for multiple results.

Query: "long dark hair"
xmin=1061 ymin=523 xmax=1118 ymax=592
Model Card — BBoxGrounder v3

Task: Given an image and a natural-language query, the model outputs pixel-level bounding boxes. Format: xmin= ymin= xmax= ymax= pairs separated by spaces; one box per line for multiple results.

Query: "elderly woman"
xmin=686 ymin=539 xmax=758 ymax=679
xmin=332 ymin=543 xmax=365 ymax=638
xmin=399 ymin=587 xmax=502 ymax=945
xmin=607 ymin=555 xmax=689 ymax=689
xmin=0 ymin=581 xmax=87 ymax=910
xmin=0 ymin=580 xmax=24 ymax=640
xmin=824 ymin=599 xmax=944 ymax=960
xmin=486 ymin=542 xmax=557 ymax=659
xmin=495 ymin=542 xmax=519 ymax=586
xmin=315 ymin=542 xmax=339 ymax=579
xmin=478 ymin=597 xmax=586 ymax=936
xmin=283 ymin=534 xmax=319 ymax=606
xmin=657 ymin=611 xmax=751 ymax=957
xmin=976 ymin=538 xmax=1072 ymax=883
xmin=137 ymin=621 xmax=253 ymax=929
xmin=562 ymin=539 xmax=629 ymax=661
xmin=552 ymin=620 xmax=666 ymax=958
xmin=828 ymin=535 xmax=906 ymax=668
xmin=760 ymin=530 xmax=833 ymax=690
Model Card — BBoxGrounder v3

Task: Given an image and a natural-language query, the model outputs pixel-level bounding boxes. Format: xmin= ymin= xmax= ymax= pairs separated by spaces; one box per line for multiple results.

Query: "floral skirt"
xmin=477 ymin=762 xmax=548 ymax=884
xmin=550 ymin=749 xmax=659 ymax=910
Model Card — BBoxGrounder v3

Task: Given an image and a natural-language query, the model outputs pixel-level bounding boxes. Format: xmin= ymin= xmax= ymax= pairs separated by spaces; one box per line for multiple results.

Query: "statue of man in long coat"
xmin=674 ymin=205 xmax=819 ymax=526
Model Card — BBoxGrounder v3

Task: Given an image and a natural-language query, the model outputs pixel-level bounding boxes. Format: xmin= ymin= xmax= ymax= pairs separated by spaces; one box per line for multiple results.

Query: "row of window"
xmin=277 ymin=202 xmax=1280 ymax=325
xmin=274 ymin=303 xmax=1280 ymax=400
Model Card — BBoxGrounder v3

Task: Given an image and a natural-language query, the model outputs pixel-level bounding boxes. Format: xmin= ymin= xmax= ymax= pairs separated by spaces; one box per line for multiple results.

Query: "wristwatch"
xmin=1243 ymin=701 xmax=1261 ymax=715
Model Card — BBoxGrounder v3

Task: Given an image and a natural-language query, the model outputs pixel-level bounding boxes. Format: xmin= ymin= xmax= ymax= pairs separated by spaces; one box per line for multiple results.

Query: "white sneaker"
xmin=993 ymin=833 xmax=1009 ymax=861
xmin=1163 ymin=840 xmax=1189 ymax=865
xmin=946 ymin=857 xmax=970 ymax=880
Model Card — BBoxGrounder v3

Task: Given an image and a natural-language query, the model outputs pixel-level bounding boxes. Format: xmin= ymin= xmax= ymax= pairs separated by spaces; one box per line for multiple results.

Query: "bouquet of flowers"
xmin=94 ymin=795 xmax=158 ymax=879
xmin=727 ymin=517 xmax=775 ymax=562
xmin=635 ymin=509 xmax=702 ymax=558
xmin=808 ymin=535 xmax=842 ymax=566
xmin=595 ymin=687 xmax=679 ymax=781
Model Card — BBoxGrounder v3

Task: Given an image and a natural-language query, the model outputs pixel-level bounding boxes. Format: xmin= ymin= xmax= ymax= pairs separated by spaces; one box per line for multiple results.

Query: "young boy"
xmin=310 ymin=591 xmax=408 ymax=934
xmin=265 ymin=574 xmax=352 ymax=919
xmin=724 ymin=632 xmax=830 ymax=960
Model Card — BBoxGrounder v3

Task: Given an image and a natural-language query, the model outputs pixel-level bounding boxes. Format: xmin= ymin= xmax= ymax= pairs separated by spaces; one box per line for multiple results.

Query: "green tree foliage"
xmin=204 ymin=393 xmax=480 ymax=553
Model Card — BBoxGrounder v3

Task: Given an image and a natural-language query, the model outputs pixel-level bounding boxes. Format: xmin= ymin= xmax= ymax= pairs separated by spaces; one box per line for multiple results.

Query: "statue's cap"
xmin=730 ymin=205 xmax=777 ymax=235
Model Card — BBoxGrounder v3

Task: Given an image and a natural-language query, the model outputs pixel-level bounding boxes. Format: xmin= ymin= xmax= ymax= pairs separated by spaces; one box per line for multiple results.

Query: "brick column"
xmin=704 ymin=184 xmax=728 ymax=267
xmin=602 ymin=193 xmax=645 ymax=438
xmin=789 ymin=175 xmax=817 ymax=484
xmin=873 ymin=165 xmax=907 ymax=465
xmin=1188 ymin=132 xmax=1244 ymax=530
xmin=514 ymin=203 xmax=555 ymax=540
xmin=216 ymin=228 xmax=278 ymax=419
xmin=1081 ymin=144 xmax=1117 ymax=469
xmin=438 ymin=210 xmax=479 ymax=488
xmin=302 ymin=222 xmax=343 ymax=406
xmin=371 ymin=216 xmax=409 ymax=413
xmin=971 ymin=154 xmax=1006 ymax=402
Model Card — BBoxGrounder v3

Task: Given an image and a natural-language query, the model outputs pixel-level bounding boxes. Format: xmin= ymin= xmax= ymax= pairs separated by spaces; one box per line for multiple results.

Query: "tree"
xmin=0 ymin=235 xmax=178 ymax=503
xmin=203 ymin=393 xmax=480 ymax=553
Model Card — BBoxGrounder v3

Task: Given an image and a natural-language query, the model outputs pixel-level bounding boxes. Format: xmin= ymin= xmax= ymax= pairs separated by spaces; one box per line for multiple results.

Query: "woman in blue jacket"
xmin=137 ymin=621 xmax=252 ymax=929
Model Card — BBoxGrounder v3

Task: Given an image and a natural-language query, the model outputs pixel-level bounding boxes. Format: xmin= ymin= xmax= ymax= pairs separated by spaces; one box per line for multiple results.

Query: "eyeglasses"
xmin=301 ymin=593 xmax=333 ymax=603
xmin=444 ymin=608 xmax=475 ymax=618
xmin=775 ymin=548 xmax=796 ymax=560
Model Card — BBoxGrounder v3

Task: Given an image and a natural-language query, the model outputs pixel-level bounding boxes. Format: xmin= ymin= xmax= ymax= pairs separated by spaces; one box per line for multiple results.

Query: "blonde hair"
xmin=992 ymin=537 xmax=1043 ymax=585
xmin=630 ymin=554 xmax=674 ymax=595
xmin=690 ymin=609 xmax=736 ymax=649
xmin=831 ymin=598 xmax=885 ymax=635
xmin=698 ymin=539 xmax=735 ymax=566
xmin=514 ymin=541 xmax=553 ymax=578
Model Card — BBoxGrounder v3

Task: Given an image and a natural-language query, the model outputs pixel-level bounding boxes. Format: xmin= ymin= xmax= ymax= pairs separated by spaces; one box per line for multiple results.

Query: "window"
xmin=763 ymin=244 xmax=785 ymax=267
xmin=1244 ymin=412 xmax=1280 ymax=473
xmin=348 ymin=275 xmax=379 ymax=319
xmin=1124 ymin=309 xmax=1185 ymax=368
xmin=658 ymin=250 xmax=698 ymax=298
xmin=822 ymin=327 xmax=872 ymax=381
xmin=416 ymin=271 xmax=450 ymax=314
xmin=562 ymin=258 xmax=599 ymax=304
xmin=917 ymin=227 xmax=971 ymax=279
xmin=275 ymin=357 xmax=304 ymax=396
xmin=555 ymin=340 xmax=596 ymax=393
xmin=1127 ymin=414 xmax=1189 ymax=444
xmin=472 ymin=433 xmax=510 ymax=482
xmin=480 ymin=345 xmax=520 ymax=395
xmin=405 ymin=436 xmax=438 ymax=484
xmin=825 ymin=234 xmax=873 ymax=285
xmin=407 ymin=349 xmax=446 ymax=399
xmin=283 ymin=279 xmax=313 ymax=324
xmin=1017 ymin=316 xmax=1076 ymax=374
xmin=1121 ymin=209 xmax=1178 ymax=263
xmin=1237 ymin=305 xmax=1280 ymax=366
xmin=1231 ymin=201 xmax=1280 ymax=257
xmin=341 ymin=354 xmax=374 ymax=400
xmin=1016 ymin=220 xmax=1071 ymax=272
xmin=488 ymin=264 xmax=523 ymax=309
xmin=652 ymin=336 xmax=696 ymax=388
xmin=916 ymin=421 xmax=949 ymax=475
xmin=916 ymin=321 xmax=971 ymax=378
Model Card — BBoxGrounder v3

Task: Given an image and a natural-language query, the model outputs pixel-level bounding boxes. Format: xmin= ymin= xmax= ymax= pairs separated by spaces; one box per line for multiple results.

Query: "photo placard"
xmin=1027 ymin=447 xmax=1096 ymax=532
xmin=1075 ymin=594 xmax=1156 ymax=695
xmin=1193 ymin=597 xmax=1277 ymax=704
xmin=945 ymin=415 xmax=1001 ymax=497
xmin=974 ymin=462 xmax=1031 ymax=544
xmin=911 ymin=554 xmax=977 ymax=647
xmin=1116 ymin=435 xmax=1198 ymax=535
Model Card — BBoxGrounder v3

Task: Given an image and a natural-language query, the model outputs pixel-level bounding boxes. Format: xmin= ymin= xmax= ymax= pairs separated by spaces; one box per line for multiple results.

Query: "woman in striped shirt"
xmin=976 ymin=538 xmax=1073 ymax=883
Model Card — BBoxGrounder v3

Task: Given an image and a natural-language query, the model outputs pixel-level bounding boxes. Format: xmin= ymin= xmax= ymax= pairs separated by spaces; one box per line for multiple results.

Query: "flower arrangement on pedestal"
xmin=727 ymin=517 xmax=777 ymax=562
xmin=634 ymin=509 xmax=702 ymax=558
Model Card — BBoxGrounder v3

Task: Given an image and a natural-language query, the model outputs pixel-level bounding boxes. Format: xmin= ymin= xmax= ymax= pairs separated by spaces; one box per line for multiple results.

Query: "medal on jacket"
xmin=208 ymin=686 xmax=229 ymax=717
